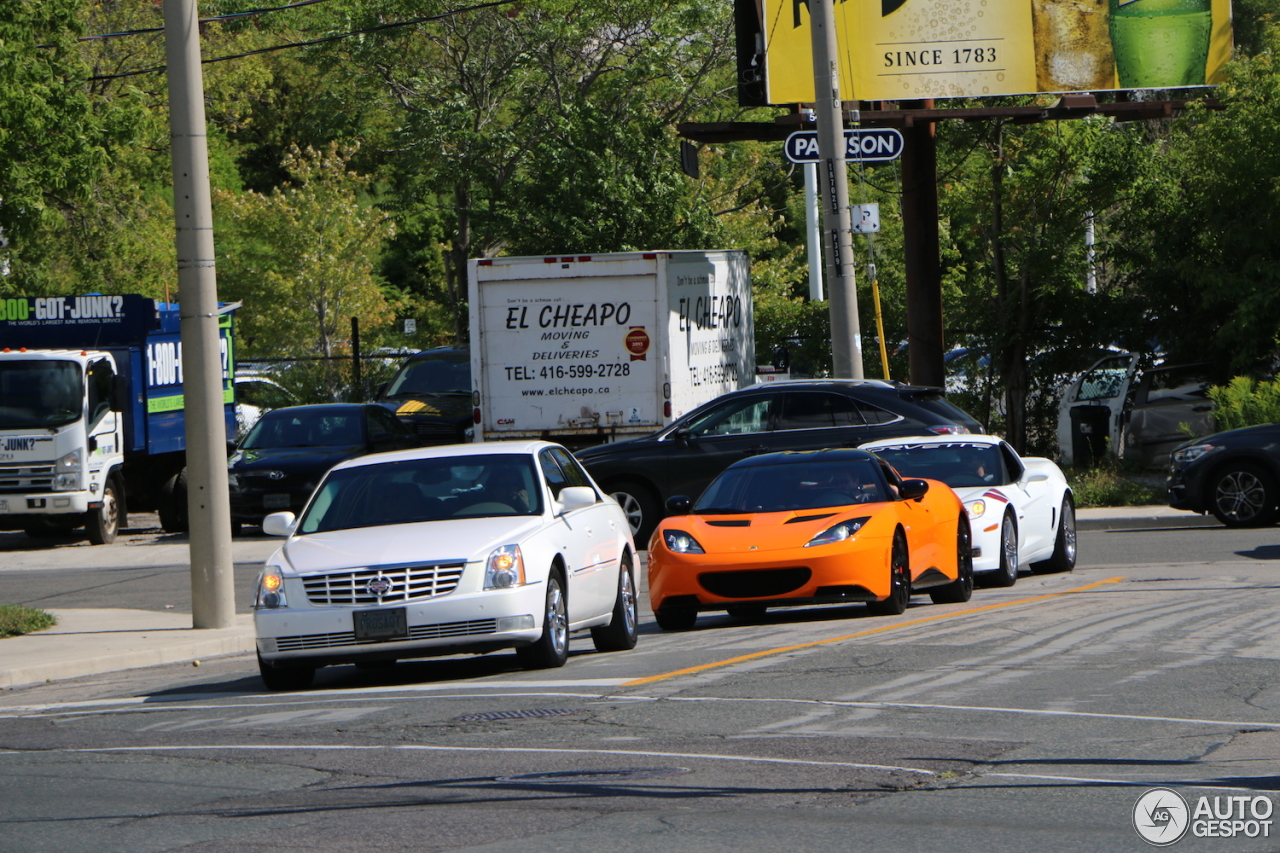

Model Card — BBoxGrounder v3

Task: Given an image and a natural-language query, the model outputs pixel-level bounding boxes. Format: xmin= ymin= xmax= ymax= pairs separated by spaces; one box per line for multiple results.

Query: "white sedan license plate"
xmin=263 ymin=494 xmax=290 ymax=509
xmin=354 ymin=608 xmax=408 ymax=641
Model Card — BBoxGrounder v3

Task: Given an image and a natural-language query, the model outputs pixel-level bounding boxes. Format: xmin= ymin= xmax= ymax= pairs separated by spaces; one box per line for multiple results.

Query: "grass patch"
xmin=0 ymin=604 xmax=57 ymax=638
xmin=1066 ymin=464 xmax=1165 ymax=508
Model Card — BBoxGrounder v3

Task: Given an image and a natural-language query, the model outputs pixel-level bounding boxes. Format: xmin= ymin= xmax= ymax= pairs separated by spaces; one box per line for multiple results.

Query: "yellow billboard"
xmin=760 ymin=0 xmax=1232 ymax=103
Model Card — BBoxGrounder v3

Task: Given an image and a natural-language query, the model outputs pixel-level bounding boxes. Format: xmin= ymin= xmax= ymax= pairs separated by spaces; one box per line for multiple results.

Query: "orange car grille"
xmin=698 ymin=567 xmax=811 ymax=598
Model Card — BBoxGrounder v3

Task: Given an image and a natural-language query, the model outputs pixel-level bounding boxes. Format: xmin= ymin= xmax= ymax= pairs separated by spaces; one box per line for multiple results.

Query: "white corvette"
xmin=859 ymin=435 xmax=1075 ymax=587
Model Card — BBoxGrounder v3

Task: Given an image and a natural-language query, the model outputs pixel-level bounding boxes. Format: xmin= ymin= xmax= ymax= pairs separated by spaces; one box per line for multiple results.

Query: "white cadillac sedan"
xmin=253 ymin=440 xmax=639 ymax=690
xmin=860 ymin=435 xmax=1075 ymax=588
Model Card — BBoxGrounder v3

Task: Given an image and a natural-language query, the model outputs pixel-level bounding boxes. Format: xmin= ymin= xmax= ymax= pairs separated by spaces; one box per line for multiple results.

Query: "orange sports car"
xmin=647 ymin=449 xmax=973 ymax=630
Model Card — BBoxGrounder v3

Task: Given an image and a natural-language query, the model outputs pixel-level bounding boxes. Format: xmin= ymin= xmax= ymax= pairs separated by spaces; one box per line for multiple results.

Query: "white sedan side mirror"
xmin=262 ymin=511 xmax=297 ymax=537
xmin=558 ymin=486 xmax=597 ymax=512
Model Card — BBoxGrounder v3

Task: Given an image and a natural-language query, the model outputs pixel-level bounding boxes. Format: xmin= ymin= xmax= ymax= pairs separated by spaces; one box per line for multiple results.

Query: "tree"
xmin=215 ymin=144 xmax=395 ymax=381
xmin=938 ymin=111 xmax=1146 ymax=452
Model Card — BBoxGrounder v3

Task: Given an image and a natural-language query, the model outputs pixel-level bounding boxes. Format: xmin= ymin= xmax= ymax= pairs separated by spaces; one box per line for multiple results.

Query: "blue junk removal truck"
xmin=0 ymin=295 xmax=237 ymax=542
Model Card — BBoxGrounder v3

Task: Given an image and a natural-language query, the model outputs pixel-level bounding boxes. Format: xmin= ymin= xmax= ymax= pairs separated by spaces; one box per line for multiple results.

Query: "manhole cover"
xmin=495 ymin=767 xmax=693 ymax=784
xmin=455 ymin=708 xmax=586 ymax=722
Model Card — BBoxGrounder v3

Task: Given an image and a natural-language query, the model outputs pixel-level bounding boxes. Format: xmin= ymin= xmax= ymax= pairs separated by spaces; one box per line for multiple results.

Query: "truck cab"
xmin=0 ymin=349 xmax=126 ymax=542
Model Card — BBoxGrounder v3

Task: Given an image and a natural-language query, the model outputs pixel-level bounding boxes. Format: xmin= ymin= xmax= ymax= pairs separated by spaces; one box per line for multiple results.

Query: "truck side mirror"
xmin=111 ymin=375 xmax=129 ymax=413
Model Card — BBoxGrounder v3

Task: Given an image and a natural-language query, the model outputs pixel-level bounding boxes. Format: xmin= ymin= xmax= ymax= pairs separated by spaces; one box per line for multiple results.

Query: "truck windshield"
xmin=0 ymin=361 xmax=84 ymax=429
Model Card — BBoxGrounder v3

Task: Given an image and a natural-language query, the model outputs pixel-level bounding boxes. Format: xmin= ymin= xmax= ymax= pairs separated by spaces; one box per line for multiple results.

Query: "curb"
xmin=1076 ymin=512 xmax=1218 ymax=532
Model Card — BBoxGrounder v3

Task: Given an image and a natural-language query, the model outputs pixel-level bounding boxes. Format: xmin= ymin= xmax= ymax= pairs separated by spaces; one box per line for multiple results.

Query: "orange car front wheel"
xmin=867 ymin=529 xmax=910 ymax=616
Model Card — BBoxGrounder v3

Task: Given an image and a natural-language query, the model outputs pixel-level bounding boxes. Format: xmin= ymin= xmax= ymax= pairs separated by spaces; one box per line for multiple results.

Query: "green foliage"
xmin=0 ymin=604 xmax=56 ymax=638
xmin=1065 ymin=463 xmax=1164 ymax=508
xmin=1206 ymin=376 xmax=1280 ymax=431
xmin=215 ymin=144 xmax=396 ymax=371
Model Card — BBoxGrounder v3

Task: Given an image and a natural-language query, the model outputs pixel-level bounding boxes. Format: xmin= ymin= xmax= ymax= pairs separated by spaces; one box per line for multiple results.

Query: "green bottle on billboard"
xmin=1109 ymin=0 xmax=1212 ymax=87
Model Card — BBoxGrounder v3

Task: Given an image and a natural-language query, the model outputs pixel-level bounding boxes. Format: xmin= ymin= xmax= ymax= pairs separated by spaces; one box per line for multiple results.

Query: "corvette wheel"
xmin=984 ymin=512 xmax=1019 ymax=588
xmin=868 ymin=530 xmax=911 ymax=616
xmin=1033 ymin=495 xmax=1078 ymax=574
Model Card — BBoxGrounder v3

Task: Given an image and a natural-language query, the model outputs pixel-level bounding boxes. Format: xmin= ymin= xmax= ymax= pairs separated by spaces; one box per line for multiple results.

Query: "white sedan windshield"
xmin=298 ymin=455 xmax=542 ymax=533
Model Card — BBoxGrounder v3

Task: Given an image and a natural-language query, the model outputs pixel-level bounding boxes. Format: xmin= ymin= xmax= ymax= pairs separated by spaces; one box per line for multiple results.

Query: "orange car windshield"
xmin=695 ymin=460 xmax=887 ymax=514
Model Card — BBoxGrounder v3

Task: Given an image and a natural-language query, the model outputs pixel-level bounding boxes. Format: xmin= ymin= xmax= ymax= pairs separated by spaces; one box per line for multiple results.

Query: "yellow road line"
xmin=623 ymin=576 xmax=1126 ymax=686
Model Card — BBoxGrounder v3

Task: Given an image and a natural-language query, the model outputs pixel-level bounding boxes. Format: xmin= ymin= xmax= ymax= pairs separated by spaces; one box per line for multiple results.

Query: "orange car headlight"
xmin=663 ymin=529 xmax=705 ymax=554
xmin=805 ymin=517 xmax=871 ymax=548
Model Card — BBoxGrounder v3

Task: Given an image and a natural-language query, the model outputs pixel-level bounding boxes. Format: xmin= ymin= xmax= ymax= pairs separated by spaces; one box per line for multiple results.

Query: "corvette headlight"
xmin=255 ymin=568 xmax=287 ymax=609
xmin=967 ymin=499 xmax=986 ymax=518
xmin=52 ymin=449 xmax=82 ymax=491
xmin=1171 ymin=444 xmax=1218 ymax=466
xmin=663 ymin=530 xmax=705 ymax=554
xmin=485 ymin=544 xmax=526 ymax=589
xmin=805 ymin=517 xmax=871 ymax=548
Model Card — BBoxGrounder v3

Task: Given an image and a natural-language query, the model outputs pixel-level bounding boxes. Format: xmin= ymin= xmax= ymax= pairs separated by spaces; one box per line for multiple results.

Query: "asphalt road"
xmin=1 ymin=522 xmax=1279 ymax=852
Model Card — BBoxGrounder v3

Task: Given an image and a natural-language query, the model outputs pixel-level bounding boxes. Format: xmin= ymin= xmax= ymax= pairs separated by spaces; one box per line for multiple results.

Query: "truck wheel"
xmin=607 ymin=479 xmax=661 ymax=546
xmin=158 ymin=470 xmax=189 ymax=534
xmin=86 ymin=481 xmax=121 ymax=545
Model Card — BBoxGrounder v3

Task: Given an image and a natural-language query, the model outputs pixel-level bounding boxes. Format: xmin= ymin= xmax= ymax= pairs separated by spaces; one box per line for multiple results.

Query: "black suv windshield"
xmin=384 ymin=354 xmax=470 ymax=397
xmin=0 ymin=361 xmax=84 ymax=429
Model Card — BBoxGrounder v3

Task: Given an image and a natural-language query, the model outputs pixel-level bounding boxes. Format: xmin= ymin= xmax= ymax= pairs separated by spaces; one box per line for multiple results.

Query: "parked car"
xmin=1167 ymin=423 xmax=1280 ymax=527
xmin=228 ymin=404 xmax=419 ymax=531
xmin=376 ymin=346 xmax=473 ymax=445
xmin=647 ymin=448 xmax=973 ymax=630
xmin=575 ymin=379 xmax=982 ymax=543
xmin=859 ymin=435 xmax=1076 ymax=586
xmin=252 ymin=441 xmax=639 ymax=690
xmin=1057 ymin=353 xmax=1214 ymax=468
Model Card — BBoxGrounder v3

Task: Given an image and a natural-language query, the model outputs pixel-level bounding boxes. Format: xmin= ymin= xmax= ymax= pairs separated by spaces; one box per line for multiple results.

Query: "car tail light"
xmin=928 ymin=425 xmax=971 ymax=435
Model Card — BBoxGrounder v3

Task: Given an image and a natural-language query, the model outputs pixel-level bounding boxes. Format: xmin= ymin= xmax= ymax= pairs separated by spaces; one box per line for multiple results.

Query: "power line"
xmin=41 ymin=0 xmax=336 ymax=48
xmin=87 ymin=0 xmax=521 ymax=81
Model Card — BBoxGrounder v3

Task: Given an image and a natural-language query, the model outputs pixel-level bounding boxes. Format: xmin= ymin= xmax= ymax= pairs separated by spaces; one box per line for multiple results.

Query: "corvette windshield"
xmin=695 ymin=459 xmax=887 ymax=514
xmin=298 ymin=454 xmax=542 ymax=533
xmin=871 ymin=443 xmax=1005 ymax=487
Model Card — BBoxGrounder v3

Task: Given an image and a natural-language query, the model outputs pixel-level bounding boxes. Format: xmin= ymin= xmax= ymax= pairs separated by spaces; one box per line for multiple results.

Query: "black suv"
xmin=576 ymin=379 xmax=981 ymax=542
xmin=376 ymin=347 xmax=473 ymax=445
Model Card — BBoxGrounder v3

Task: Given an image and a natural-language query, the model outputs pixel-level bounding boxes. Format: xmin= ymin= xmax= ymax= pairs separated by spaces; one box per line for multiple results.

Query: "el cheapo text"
xmin=505 ymin=302 xmax=631 ymax=329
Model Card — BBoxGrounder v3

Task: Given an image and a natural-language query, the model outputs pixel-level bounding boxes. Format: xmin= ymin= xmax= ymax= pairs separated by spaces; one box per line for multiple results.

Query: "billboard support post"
xmin=808 ymin=0 xmax=863 ymax=379
xmin=900 ymin=100 xmax=946 ymax=389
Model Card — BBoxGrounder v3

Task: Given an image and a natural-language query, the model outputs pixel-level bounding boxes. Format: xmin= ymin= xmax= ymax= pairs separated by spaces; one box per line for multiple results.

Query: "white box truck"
xmin=468 ymin=250 xmax=754 ymax=447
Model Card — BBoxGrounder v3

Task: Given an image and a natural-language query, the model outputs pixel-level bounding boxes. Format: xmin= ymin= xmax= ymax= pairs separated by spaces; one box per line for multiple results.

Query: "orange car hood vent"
xmin=786 ymin=513 xmax=836 ymax=524
xmin=704 ymin=519 xmax=751 ymax=527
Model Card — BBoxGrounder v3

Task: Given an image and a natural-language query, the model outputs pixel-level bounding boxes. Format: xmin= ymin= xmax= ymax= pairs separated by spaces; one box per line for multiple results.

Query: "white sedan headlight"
xmin=255 ymin=567 xmax=288 ymax=609
xmin=805 ymin=517 xmax=871 ymax=547
xmin=967 ymin=499 xmax=986 ymax=518
xmin=484 ymin=544 xmax=525 ymax=589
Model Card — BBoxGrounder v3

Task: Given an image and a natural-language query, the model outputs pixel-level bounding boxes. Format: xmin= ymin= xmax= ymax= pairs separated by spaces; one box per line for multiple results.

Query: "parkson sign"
xmin=782 ymin=129 xmax=905 ymax=164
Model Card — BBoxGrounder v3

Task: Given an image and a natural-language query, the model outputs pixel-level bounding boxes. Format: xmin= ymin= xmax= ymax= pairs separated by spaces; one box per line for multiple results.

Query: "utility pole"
xmin=164 ymin=0 xmax=236 ymax=629
xmin=808 ymin=0 xmax=863 ymax=379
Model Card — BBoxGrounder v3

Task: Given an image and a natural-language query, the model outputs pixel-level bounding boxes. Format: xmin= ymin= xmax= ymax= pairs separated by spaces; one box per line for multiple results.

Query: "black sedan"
xmin=228 ymin=404 xmax=419 ymax=531
xmin=1168 ymin=423 xmax=1280 ymax=527
xmin=575 ymin=379 xmax=981 ymax=542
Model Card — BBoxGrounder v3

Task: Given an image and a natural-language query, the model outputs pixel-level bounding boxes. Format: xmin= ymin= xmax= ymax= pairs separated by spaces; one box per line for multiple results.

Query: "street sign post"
xmin=784 ymin=129 xmax=904 ymax=164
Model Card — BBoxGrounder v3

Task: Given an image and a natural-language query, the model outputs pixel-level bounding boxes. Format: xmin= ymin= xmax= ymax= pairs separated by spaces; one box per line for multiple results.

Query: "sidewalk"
xmin=0 ymin=506 xmax=1218 ymax=691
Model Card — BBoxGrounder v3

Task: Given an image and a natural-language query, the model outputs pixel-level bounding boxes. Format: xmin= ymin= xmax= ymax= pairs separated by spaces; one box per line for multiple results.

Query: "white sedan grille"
xmin=302 ymin=562 xmax=466 ymax=606
xmin=274 ymin=619 xmax=499 ymax=652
